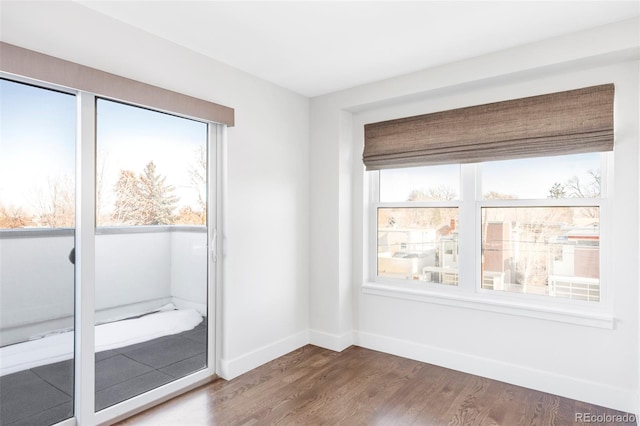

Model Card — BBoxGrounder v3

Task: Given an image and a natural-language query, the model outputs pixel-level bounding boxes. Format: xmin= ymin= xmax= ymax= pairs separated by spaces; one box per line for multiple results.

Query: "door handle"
xmin=210 ymin=229 xmax=217 ymax=262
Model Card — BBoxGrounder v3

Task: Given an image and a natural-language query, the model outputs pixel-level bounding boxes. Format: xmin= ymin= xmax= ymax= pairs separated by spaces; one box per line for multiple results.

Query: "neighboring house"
xmin=549 ymin=226 xmax=601 ymax=301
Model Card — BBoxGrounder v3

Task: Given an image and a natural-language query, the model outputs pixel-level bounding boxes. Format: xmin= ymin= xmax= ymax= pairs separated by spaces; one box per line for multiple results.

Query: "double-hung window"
xmin=479 ymin=153 xmax=605 ymax=301
xmin=375 ymin=164 xmax=461 ymax=284
xmin=365 ymin=84 xmax=614 ymax=314
xmin=372 ymin=153 xmax=606 ymax=301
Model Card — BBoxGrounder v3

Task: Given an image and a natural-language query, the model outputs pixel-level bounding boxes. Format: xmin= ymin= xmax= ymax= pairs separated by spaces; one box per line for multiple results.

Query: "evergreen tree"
xmin=112 ymin=169 xmax=142 ymax=225
xmin=111 ymin=162 xmax=178 ymax=225
xmin=138 ymin=161 xmax=178 ymax=225
xmin=548 ymin=182 xmax=566 ymax=199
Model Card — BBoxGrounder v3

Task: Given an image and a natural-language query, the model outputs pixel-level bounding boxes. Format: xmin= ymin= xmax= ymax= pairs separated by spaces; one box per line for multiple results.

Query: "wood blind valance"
xmin=0 ymin=42 xmax=234 ymax=126
xmin=363 ymin=84 xmax=614 ymax=170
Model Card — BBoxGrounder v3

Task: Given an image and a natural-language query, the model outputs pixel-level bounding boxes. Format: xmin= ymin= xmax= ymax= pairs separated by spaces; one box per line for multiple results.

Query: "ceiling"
xmin=19 ymin=1 xmax=640 ymax=97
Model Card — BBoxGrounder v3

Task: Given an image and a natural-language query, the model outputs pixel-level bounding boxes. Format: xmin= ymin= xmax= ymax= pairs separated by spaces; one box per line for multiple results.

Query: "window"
xmin=96 ymin=99 xmax=208 ymax=227
xmin=94 ymin=98 xmax=210 ymax=411
xmin=480 ymin=153 xmax=602 ymax=302
xmin=364 ymin=84 xmax=613 ymax=319
xmin=0 ymin=78 xmax=76 ymax=229
xmin=376 ymin=164 xmax=460 ymax=284
xmin=372 ymin=152 xmax=606 ymax=303
xmin=0 ymin=78 xmax=77 ymax=426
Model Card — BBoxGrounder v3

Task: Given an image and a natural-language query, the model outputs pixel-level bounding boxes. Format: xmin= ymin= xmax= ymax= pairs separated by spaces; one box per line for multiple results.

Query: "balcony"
xmin=0 ymin=226 xmax=209 ymax=425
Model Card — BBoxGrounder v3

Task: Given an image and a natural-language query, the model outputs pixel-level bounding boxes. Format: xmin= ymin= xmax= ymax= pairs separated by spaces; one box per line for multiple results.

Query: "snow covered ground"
xmin=0 ymin=306 xmax=203 ymax=376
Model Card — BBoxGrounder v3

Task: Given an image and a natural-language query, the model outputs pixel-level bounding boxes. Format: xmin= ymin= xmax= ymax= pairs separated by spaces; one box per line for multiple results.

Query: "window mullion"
xmin=377 ymin=201 xmax=461 ymax=209
xmin=458 ymin=163 xmax=478 ymax=293
xmin=75 ymin=91 xmax=96 ymax=425
xmin=369 ymin=171 xmax=380 ymax=282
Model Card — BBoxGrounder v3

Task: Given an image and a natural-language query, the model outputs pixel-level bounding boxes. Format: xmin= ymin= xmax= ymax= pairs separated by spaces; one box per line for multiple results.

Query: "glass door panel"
xmin=0 ymin=79 xmax=76 ymax=425
xmin=94 ymin=99 xmax=208 ymax=411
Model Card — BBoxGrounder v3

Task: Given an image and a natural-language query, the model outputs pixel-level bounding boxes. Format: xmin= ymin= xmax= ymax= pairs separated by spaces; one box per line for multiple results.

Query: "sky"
xmin=380 ymin=164 xmax=460 ymax=202
xmin=380 ymin=153 xmax=601 ymax=202
xmin=96 ymin=98 xmax=207 ymax=214
xmin=481 ymin=153 xmax=601 ymax=199
xmin=0 ymin=78 xmax=207 ymax=218
xmin=0 ymin=79 xmax=76 ymax=211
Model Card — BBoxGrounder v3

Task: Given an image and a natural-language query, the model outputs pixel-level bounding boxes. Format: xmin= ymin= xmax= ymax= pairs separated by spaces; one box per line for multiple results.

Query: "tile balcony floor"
xmin=0 ymin=321 xmax=207 ymax=426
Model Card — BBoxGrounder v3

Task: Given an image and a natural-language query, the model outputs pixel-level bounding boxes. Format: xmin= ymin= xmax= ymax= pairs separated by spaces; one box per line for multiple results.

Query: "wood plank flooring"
xmin=116 ymin=345 xmax=636 ymax=426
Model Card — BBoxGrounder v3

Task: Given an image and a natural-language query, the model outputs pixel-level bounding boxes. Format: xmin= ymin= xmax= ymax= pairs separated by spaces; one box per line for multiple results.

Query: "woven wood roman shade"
xmin=363 ymin=84 xmax=614 ymax=170
xmin=0 ymin=42 xmax=234 ymax=126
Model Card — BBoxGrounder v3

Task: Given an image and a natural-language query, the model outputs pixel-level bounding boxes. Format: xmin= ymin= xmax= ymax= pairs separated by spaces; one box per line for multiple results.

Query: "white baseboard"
xmin=219 ymin=330 xmax=309 ymax=380
xmin=309 ymin=329 xmax=354 ymax=352
xmin=356 ymin=330 xmax=637 ymax=415
xmin=217 ymin=328 xmax=635 ymax=415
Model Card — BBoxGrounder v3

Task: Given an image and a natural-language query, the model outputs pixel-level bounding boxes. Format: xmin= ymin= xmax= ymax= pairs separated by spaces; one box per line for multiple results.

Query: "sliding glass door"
xmin=0 ymin=76 xmax=218 ymax=425
xmin=94 ymin=99 xmax=209 ymax=411
xmin=0 ymin=79 xmax=76 ymax=425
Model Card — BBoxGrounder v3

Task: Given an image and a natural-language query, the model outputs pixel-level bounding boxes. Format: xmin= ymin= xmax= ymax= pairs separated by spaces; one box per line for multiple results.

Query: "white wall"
xmin=310 ymin=18 xmax=639 ymax=413
xmin=0 ymin=1 xmax=310 ymax=379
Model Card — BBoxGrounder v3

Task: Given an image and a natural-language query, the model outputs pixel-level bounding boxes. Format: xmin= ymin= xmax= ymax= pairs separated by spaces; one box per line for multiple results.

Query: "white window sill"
xmin=361 ymin=282 xmax=614 ymax=329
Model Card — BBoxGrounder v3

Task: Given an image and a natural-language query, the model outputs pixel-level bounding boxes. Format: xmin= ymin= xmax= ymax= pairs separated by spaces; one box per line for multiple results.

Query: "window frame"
xmin=371 ymin=166 xmax=463 ymax=291
xmin=0 ymin=76 xmax=78 ymax=231
xmin=364 ymin=153 xmax=614 ymax=329
xmin=94 ymin=96 xmax=210 ymax=228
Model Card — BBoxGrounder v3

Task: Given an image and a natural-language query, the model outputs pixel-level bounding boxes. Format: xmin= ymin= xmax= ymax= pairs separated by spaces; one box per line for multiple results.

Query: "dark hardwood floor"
xmin=116 ymin=345 xmax=636 ymax=426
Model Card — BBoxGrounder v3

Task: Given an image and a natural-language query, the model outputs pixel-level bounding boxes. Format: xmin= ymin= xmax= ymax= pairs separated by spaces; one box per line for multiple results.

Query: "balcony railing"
xmin=0 ymin=226 xmax=207 ymax=347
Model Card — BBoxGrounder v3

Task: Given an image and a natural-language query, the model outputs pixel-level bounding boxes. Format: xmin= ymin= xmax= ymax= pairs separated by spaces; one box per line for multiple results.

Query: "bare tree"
xmin=565 ymin=169 xmax=601 ymax=218
xmin=175 ymin=206 xmax=204 ymax=225
xmin=32 ymin=175 xmax=75 ymax=227
xmin=407 ymin=185 xmax=457 ymax=202
xmin=95 ymin=151 xmax=108 ymax=225
xmin=565 ymin=169 xmax=601 ymax=198
xmin=0 ymin=204 xmax=33 ymax=228
xmin=188 ymin=145 xmax=207 ymax=224
xmin=403 ymin=186 xmax=457 ymax=228
xmin=483 ymin=191 xmax=518 ymax=200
